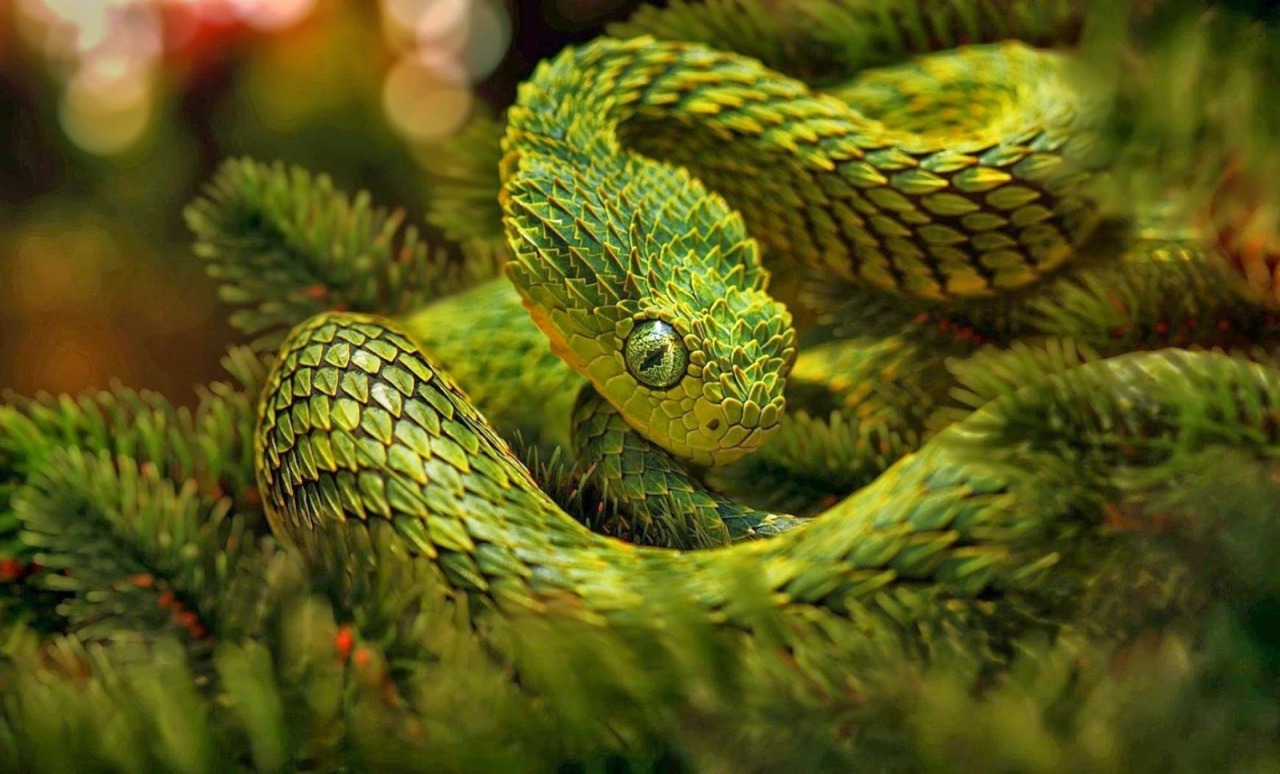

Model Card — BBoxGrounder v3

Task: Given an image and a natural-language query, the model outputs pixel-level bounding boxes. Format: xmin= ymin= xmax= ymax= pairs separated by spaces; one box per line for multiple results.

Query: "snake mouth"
xmin=703 ymin=426 xmax=780 ymax=467
xmin=683 ymin=394 xmax=785 ymax=466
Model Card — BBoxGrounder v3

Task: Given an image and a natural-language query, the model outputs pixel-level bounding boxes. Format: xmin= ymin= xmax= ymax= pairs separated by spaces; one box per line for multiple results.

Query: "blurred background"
xmin=0 ymin=0 xmax=649 ymax=404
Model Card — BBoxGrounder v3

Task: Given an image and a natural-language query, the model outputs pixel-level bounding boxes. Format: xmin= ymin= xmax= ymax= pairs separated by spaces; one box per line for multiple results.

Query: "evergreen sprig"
xmin=186 ymin=159 xmax=505 ymax=352
xmin=422 ymin=110 xmax=506 ymax=246
xmin=13 ymin=449 xmax=270 ymax=648
xmin=0 ymin=347 xmax=265 ymax=527
xmin=709 ymin=407 xmax=921 ymax=513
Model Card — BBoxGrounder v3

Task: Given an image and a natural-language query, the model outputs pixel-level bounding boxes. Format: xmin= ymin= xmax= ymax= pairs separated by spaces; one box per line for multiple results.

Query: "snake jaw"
xmin=502 ymin=146 xmax=797 ymax=469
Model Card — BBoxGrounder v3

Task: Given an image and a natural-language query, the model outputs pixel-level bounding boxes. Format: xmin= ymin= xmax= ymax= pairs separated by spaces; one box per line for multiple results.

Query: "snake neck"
xmin=505 ymin=35 xmax=1107 ymax=301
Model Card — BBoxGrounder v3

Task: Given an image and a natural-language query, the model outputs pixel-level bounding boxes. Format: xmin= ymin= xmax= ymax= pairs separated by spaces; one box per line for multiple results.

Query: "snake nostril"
xmin=707 ymin=418 xmax=721 ymax=431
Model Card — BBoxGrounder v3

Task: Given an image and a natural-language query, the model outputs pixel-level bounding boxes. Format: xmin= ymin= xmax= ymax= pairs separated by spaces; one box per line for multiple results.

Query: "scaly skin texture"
xmin=399 ymin=280 xmax=582 ymax=454
xmin=463 ymin=36 xmax=1102 ymax=546
xmin=256 ymin=316 xmax=1280 ymax=676
xmin=258 ymin=312 xmax=1041 ymax=622
xmin=501 ymin=51 xmax=798 ymax=470
xmin=397 ymin=279 xmax=799 ymax=544
xmin=254 ymin=35 xmax=1251 ymax=681
xmin=506 ymin=37 xmax=1101 ymax=306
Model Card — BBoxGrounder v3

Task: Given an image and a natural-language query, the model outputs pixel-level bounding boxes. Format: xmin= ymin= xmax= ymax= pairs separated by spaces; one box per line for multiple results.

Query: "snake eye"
xmin=623 ymin=319 xmax=689 ymax=390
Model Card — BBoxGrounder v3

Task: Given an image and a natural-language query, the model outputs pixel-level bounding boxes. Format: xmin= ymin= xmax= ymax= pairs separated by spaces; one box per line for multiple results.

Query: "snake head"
xmin=504 ymin=153 xmax=797 ymax=466
xmin=611 ymin=283 xmax=796 ymax=466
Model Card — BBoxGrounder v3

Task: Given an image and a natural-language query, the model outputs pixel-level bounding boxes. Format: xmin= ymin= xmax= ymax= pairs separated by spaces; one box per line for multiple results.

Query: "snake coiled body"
xmin=254 ymin=33 xmax=1272 ymax=684
xmin=505 ymin=36 xmax=1101 ymax=302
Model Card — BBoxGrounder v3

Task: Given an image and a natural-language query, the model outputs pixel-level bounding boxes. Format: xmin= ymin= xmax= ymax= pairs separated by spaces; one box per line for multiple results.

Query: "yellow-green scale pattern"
xmin=508 ymin=37 xmax=1104 ymax=304
xmin=257 ymin=315 xmax=1280 ymax=672
xmin=253 ymin=33 xmax=1280 ymax=687
xmin=482 ymin=36 xmax=1108 ymax=546
xmin=398 ymin=279 xmax=801 ymax=545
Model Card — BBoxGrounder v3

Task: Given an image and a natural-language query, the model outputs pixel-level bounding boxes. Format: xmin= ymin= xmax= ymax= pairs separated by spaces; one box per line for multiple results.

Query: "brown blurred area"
xmin=0 ymin=0 xmax=648 ymax=406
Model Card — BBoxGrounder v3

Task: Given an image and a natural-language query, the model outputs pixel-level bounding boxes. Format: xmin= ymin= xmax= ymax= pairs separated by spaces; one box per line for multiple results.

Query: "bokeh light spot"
xmin=385 ymin=0 xmax=469 ymax=46
xmin=21 ymin=325 xmax=101 ymax=394
xmin=459 ymin=0 xmax=510 ymax=82
xmin=383 ymin=57 xmax=472 ymax=142
xmin=229 ymin=0 xmax=318 ymax=31
xmin=59 ymin=63 xmax=153 ymax=155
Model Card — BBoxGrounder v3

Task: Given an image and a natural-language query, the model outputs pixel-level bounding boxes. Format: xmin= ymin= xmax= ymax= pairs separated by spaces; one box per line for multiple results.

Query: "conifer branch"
xmin=12 ymin=449 xmax=270 ymax=648
xmin=0 ymin=350 xmax=264 ymax=527
xmin=708 ymin=408 xmax=920 ymax=513
xmin=423 ymin=110 xmax=507 ymax=246
xmin=186 ymin=159 xmax=505 ymax=352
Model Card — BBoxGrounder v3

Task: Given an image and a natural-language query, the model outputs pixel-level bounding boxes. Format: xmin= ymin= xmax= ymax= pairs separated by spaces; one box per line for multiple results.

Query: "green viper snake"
xmin=253 ymin=23 xmax=1280 ymax=688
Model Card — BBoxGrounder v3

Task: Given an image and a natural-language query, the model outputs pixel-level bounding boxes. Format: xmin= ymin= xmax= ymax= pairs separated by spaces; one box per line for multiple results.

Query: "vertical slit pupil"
xmin=640 ymin=343 xmax=667 ymax=373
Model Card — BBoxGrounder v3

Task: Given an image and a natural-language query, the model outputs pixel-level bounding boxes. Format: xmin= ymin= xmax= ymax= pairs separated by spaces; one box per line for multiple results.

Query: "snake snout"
xmin=688 ymin=390 xmax=786 ymax=466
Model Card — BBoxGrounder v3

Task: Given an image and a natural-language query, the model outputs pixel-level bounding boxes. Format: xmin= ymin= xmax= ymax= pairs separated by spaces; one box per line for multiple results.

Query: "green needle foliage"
xmin=422 ymin=109 xmax=507 ymax=246
xmin=5 ymin=1 xmax=1280 ymax=771
xmin=187 ymin=159 xmax=504 ymax=353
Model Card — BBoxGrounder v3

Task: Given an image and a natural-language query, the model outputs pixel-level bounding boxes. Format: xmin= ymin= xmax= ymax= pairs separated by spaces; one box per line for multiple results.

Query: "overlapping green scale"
xmin=233 ymin=5 xmax=1280 ymax=727
xmin=257 ymin=309 xmax=1280 ymax=671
